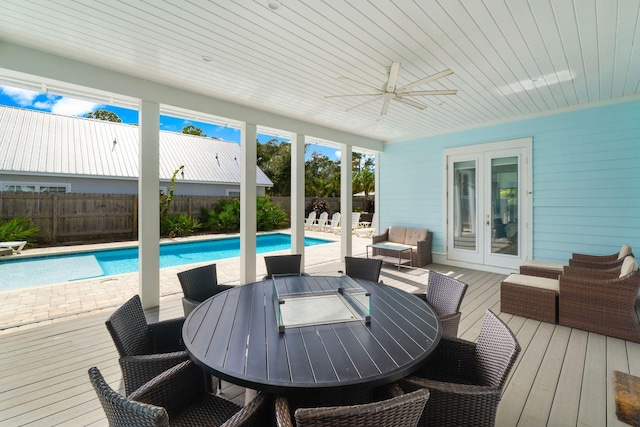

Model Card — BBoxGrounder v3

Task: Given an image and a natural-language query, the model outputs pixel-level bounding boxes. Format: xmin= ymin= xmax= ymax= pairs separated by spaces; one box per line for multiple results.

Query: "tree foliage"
xmin=86 ymin=109 xmax=122 ymax=122
xmin=182 ymin=125 xmax=205 ymax=136
xmin=257 ymin=138 xmax=292 ymax=196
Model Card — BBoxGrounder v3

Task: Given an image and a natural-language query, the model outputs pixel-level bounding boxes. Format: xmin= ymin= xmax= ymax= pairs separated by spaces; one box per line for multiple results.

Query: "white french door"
xmin=446 ymin=139 xmax=532 ymax=270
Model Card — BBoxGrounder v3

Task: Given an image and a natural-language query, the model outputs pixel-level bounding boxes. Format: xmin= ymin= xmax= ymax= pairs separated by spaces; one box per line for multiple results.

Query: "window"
xmin=3 ymin=182 xmax=70 ymax=193
xmin=226 ymin=189 xmax=240 ymax=198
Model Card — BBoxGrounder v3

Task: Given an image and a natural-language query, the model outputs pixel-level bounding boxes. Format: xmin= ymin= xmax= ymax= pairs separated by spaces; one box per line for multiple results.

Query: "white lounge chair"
xmin=303 ymin=211 xmax=317 ymax=230
xmin=351 ymin=212 xmax=362 ymax=234
xmin=355 ymin=213 xmax=377 ymax=237
xmin=314 ymin=212 xmax=329 ymax=231
xmin=327 ymin=212 xmax=341 ymax=233
xmin=0 ymin=241 xmax=27 ymax=254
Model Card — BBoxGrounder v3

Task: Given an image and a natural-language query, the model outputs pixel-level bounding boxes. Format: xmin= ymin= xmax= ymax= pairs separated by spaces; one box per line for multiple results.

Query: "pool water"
xmin=0 ymin=234 xmax=331 ymax=291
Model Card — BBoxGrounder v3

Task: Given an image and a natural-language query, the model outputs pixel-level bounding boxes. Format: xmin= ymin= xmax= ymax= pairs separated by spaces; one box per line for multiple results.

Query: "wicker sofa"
xmin=372 ymin=226 xmax=433 ymax=268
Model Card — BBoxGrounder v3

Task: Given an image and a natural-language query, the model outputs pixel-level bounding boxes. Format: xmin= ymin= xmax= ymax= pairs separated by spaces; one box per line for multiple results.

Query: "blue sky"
xmin=0 ymin=85 xmax=341 ymax=160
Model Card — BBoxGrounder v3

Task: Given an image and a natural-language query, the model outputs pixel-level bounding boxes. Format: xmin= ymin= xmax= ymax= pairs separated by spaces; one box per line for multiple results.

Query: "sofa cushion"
xmin=620 ymin=256 xmax=638 ymax=277
xmin=388 ymin=226 xmax=407 ymax=244
xmin=404 ymin=228 xmax=427 ymax=246
xmin=618 ymin=243 xmax=632 ymax=260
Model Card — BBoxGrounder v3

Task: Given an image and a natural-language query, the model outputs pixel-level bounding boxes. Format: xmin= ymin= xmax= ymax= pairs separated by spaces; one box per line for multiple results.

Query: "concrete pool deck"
xmin=0 ymin=230 xmax=384 ymax=331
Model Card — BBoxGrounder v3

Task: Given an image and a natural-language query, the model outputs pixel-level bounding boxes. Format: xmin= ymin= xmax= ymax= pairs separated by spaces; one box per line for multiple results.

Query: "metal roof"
xmin=0 ymin=106 xmax=273 ymax=186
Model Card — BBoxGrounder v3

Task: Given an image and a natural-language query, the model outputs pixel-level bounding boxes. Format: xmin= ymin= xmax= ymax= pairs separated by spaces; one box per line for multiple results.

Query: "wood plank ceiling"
xmin=0 ymin=0 xmax=639 ymax=142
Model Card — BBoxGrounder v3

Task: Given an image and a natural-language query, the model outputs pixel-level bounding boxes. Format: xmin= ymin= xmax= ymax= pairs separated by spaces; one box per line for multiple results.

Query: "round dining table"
xmin=182 ymin=275 xmax=441 ymax=394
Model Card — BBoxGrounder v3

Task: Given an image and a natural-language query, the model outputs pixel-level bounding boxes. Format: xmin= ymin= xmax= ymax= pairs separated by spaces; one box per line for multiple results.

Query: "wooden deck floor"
xmin=1 ymin=262 xmax=638 ymax=426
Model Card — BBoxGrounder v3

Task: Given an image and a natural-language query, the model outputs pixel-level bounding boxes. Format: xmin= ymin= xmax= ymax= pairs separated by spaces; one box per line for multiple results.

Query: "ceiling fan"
xmin=325 ymin=62 xmax=457 ymax=116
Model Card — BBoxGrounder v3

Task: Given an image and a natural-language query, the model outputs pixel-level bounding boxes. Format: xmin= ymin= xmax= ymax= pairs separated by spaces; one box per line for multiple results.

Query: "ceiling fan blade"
xmin=381 ymin=97 xmax=391 ymax=115
xmin=325 ymin=93 xmax=383 ymax=98
xmin=337 ymin=76 xmax=381 ymax=92
xmin=345 ymin=96 xmax=382 ymax=112
xmin=397 ymin=69 xmax=454 ymax=92
xmin=386 ymin=62 xmax=401 ymax=92
xmin=397 ymin=89 xmax=458 ymax=96
xmin=395 ymin=97 xmax=427 ymax=110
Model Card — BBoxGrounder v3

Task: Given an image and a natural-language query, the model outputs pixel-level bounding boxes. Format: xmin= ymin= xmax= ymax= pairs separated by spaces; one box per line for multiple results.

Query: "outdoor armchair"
xmin=559 ymin=256 xmax=640 ymax=343
xmin=177 ymin=264 xmax=234 ymax=317
xmin=89 ymin=360 xmax=268 ymax=427
xmin=415 ymin=271 xmax=468 ymax=338
xmin=568 ymin=243 xmax=633 ymax=269
xmin=343 ymin=256 xmax=383 ymax=283
xmin=400 ymin=310 xmax=520 ymax=427
xmin=275 ymin=383 xmax=429 ymax=427
xmin=105 ymin=294 xmax=188 ymax=395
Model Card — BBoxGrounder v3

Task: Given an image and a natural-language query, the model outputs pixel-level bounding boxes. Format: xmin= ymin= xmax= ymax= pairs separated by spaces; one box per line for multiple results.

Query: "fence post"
xmin=52 ymin=194 xmax=58 ymax=244
xmin=132 ymin=196 xmax=138 ymax=238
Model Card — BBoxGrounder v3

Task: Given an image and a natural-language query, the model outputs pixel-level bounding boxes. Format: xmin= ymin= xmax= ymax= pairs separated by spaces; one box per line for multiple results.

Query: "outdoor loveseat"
xmin=372 ymin=226 xmax=433 ymax=268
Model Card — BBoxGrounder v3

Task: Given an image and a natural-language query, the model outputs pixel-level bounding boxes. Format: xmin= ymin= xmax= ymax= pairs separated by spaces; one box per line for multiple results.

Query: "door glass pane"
xmin=453 ymin=161 xmax=476 ymax=250
xmin=491 ymin=157 xmax=518 ymax=255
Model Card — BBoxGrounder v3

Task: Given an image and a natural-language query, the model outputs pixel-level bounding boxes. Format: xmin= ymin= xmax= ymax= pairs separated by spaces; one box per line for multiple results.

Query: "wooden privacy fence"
xmin=0 ymin=193 xmax=373 ymax=244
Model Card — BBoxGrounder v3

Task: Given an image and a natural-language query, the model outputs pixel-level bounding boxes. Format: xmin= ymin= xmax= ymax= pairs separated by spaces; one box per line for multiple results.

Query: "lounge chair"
xmin=351 ymin=212 xmax=361 ymax=233
xmin=313 ymin=212 xmax=329 ymax=231
xmin=325 ymin=212 xmax=340 ymax=233
xmin=89 ymin=360 xmax=268 ymax=427
xmin=354 ymin=213 xmax=376 ymax=237
xmin=0 ymin=241 xmax=27 ymax=254
xmin=303 ymin=211 xmax=317 ymax=230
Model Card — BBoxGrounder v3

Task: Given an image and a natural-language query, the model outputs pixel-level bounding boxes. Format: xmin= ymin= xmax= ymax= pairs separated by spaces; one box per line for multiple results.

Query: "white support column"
xmin=138 ymin=101 xmax=160 ymax=309
xmin=374 ymin=152 xmax=380 ymax=233
xmin=291 ymin=133 xmax=305 ymax=271
xmin=240 ymin=123 xmax=257 ymax=284
xmin=340 ymin=144 xmax=353 ymax=260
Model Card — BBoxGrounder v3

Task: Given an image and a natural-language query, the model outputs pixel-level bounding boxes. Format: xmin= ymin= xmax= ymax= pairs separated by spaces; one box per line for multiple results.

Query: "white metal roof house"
xmin=0 ymin=106 xmax=273 ymax=196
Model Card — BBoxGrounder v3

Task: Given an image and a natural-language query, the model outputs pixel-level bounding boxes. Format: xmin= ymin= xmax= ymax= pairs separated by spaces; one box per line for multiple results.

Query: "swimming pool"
xmin=0 ymin=234 xmax=331 ymax=291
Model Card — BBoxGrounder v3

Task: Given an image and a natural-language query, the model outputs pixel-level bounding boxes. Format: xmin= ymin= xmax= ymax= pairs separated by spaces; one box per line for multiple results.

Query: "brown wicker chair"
xmin=177 ymin=264 xmax=234 ymax=317
xmin=559 ymin=257 xmax=640 ymax=343
xmin=343 ymin=256 xmax=383 ymax=283
xmin=415 ymin=271 xmax=468 ymax=338
xmin=89 ymin=360 xmax=268 ymax=427
xmin=569 ymin=243 xmax=633 ymax=269
xmin=263 ymin=254 xmax=308 ymax=280
xmin=274 ymin=383 xmax=429 ymax=427
xmin=400 ymin=310 xmax=521 ymax=427
xmin=105 ymin=295 xmax=188 ymax=395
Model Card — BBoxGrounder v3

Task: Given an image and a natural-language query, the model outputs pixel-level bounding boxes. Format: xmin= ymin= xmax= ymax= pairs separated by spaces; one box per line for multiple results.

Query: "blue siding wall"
xmin=380 ymin=99 xmax=640 ymax=263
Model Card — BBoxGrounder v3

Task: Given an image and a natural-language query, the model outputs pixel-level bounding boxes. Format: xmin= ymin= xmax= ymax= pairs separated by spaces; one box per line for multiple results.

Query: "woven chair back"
xmin=177 ymin=264 xmax=219 ymax=303
xmin=88 ymin=367 xmax=168 ymax=427
xmin=105 ymin=295 xmax=154 ymax=357
xmin=264 ymin=254 xmax=303 ymax=279
xmin=476 ymin=310 xmax=521 ymax=389
xmin=426 ymin=271 xmax=468 ymax=316
xmin=345 ymin=256 xmax=383 ymax=282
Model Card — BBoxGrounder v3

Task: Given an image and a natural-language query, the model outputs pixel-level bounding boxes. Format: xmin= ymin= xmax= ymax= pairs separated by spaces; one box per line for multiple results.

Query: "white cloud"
xmin=33 ymin=100 xmax=55 ymax=110
xmin=335 ymin=150 xmax=341 ymax=159
xmin=50 ymin=97 xmax=99 ymax=116
xmin=0 ymin=85 xmax=39 ymax=106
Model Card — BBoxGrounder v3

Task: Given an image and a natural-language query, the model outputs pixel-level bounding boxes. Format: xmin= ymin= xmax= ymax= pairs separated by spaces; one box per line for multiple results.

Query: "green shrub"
xmin=0 ymin=217 xmax=40 ymax=243
xmin=257 ymin=196 xmax=289 ymax=231
xmin=200 ymin=196 xmax=288 ymax=233
xmin=161 ymin=214 xmax=201 ymax=238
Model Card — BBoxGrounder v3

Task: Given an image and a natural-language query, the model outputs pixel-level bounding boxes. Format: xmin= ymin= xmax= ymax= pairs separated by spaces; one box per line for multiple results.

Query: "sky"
xmin=0 ymin=85 xmax=342 ymax=161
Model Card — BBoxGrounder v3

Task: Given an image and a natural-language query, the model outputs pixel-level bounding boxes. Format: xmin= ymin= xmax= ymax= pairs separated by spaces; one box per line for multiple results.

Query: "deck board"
xmin=0 ymin=262 xmax=638 ymax=426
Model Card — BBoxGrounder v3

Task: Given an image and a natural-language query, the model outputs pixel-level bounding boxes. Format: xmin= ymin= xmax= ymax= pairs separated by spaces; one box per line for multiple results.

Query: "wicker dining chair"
xmin=415 ymin=271 xmax=468 ymax=338
xmin=343 ymin=256 xmax=384 ymax=283
xmin=275 ymin=384 xmax=429 ymax=427
xmin=400 ymin=310 xmax=521 ymax=427
xmin=89 ymin=360 xmax=268 ymax=427
xmin=105 ymin=294 xmax=188 ymax=396
xmin=177 ymin=264 xmax=234 ymax=317
xmin=263 ymin=254 xmax=308 ymax=279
